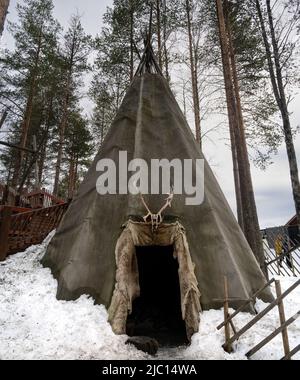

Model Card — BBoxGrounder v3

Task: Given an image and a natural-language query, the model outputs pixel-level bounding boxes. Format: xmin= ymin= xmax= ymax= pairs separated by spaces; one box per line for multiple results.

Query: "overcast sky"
xmin=1 ymin=0 xmax=300 ymax=228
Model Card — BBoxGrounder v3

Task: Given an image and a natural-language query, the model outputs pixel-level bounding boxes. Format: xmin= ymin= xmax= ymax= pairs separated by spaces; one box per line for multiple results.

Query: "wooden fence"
xmin=264 ymin=242 xmax=300 ymax=277
xmin=218 ymin=277 xmax=300 ymax=360
xmin=263 ymin=226 xmax=300 ymax=277
xmin=0 ymin=203 xmax=68 ymax=261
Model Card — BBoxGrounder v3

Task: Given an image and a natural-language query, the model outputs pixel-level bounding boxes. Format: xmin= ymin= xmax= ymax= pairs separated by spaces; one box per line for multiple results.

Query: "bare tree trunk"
xmin=67 ymin=154 xmax=75 ymax=200
xmin=231 ymin=133 xmax=244 ymax=230
xmin=186 ymin=0 xmax=201 ymax=146
xmin=53 ymin=75 xmax=71 ymax=196
xmin=216 ymin=0 xmax=267 ymax=276
xmin=194 ymin=53 xmax=201 ymax=147
xmin=130 ymin=1 xmax=134 ymax=81
xmin=217 ymin=2 xmax=244 ymax=230
xmin=223 ymin=1 xmax=246 ymax=230
xmin=0 ymin=109 xmax=8 ymax=128
xmin=74 ymin=155 xmax=79 ymax=190
xmin=12 ymin=29 xmax=42 ymax=190
xmin=0 ymin=0 xmax=9 ymax=36
xmin=156 ymin=0 xmax=162 ymax=69
xmin=101 ymin=103 xmax=105 ymax=144
xmin=256 ymin=0 xmax=300 ymax=227
xmin=38 ymin=98 xmax=53 ymax=184
xmin=38 ymin=140 xmax=46 ymax=185
xmin=182 ymin=80 xmax=187 ymax=118
xmin=162 ymin=0 xmax=170 ymax=82
xmin=225 ymin=1 xmax=265 ymax=269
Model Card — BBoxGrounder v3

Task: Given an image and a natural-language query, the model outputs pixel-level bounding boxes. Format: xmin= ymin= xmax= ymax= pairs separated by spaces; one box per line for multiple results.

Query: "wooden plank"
xmin=281 ymin=345 xmax=300 ymax=360
xmin=217 ymin=278 xmax=276 ymax=330
xmin=275 ymin=281 xmax=290 ymax=359
xmin=0 ymin=207 xmax=12 ymax=261
xmin=246 ymin=311 xmax=300 ymax=358
xmin=227 ymin=280 xmax=300 ymax=345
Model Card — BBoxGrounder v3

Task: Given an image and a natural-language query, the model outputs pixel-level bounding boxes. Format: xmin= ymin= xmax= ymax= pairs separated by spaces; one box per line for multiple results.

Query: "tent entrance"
xmin=126 ymin=245 xmax=188 ymax=346
xmin=108 ymin=221 xmax=201 ymax=344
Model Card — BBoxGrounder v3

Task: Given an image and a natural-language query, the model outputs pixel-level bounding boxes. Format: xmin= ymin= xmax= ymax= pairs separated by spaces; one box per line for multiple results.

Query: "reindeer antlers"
xmin=135 ymin=185 xmax=174 ymax=231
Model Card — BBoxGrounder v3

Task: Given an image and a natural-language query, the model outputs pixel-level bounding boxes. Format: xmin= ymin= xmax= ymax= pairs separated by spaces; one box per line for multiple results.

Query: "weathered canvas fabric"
xmin=42 ymin=73 xmax=273 ymax=328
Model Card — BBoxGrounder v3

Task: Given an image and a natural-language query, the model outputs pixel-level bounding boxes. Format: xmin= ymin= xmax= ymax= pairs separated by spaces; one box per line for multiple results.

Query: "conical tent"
xmin=42 ymin=58 xmax=273 ymax=343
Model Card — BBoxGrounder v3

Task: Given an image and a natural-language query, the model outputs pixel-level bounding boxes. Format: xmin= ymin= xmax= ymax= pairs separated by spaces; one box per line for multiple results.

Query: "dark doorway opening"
xmin=126 ymin=245 xmax=188 ymax=347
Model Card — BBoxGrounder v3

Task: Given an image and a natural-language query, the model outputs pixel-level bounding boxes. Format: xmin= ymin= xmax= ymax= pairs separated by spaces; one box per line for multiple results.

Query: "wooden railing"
xmin=0 ymin=182 xmax=30 ymax=207
xmin=0 ymin=203 xmax=68 ymax=261
xmin=0 ymin=182 xmax=65 ymax=209
xmin=25 ymin=189 xmax=65 ymax=209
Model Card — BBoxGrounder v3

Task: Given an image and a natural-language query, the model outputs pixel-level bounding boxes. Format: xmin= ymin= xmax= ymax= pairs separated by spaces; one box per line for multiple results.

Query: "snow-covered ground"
xmin=0 ymin=233 xmax=299 ymax=360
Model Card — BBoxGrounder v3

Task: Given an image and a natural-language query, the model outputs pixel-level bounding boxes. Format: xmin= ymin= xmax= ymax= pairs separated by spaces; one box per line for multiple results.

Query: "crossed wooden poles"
xmin=219 ymin=276 xmax=300 ymax=360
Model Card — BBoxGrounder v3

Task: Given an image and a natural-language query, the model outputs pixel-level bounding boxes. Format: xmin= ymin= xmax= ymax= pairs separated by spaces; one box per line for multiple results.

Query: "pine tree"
xmin=0 ymin=0 xmax=60 ymax=192
xmin=216 ymin=0 xmax=267 ymax=275
xmin=91 ymin=0 xmax=148 ymax=141
xmin=64 ymin=110 xmax=93 ymax=199
xmin=53 ymin=14 xmax=92 ymax=195
xmin=90 ymin=82 xmax=114 ymax=146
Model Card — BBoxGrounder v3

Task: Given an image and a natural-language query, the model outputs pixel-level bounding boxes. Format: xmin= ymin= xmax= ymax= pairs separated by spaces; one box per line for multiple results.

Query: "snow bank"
xmin=0 ymin=235 xmax=299 ymax=360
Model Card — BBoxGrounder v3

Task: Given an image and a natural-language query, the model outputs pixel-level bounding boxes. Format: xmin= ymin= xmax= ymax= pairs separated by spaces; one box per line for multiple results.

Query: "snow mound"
xmin=0 ymin=235 xmax=299 ymax=360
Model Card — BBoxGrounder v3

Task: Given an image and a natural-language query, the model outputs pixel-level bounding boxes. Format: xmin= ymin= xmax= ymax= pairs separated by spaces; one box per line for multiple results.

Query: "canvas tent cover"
xmin=42 ymin=73 xmax=273 ymax=337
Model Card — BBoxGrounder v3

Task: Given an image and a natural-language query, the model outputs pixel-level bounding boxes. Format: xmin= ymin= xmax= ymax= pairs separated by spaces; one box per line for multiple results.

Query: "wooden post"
xmin=0 ymin=206 xmax=12 ymax=261
xmin=223 ymin=276 xmax=233 ymax=353
xmin=275 ymin=280 xmax=291 ymax=359
xmin=217 ymin=278 xmax=275 ymax=330
xmin=281 ymin=344 xmax=300 ymax=360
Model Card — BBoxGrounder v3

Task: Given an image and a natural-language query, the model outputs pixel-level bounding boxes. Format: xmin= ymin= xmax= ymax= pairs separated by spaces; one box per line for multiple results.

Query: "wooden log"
xmin=275 ymin=281 xmax=291 ymax=359
xmin=0 ymin=206 xmax=12 ymax=261
xmin=246 ymin=311 xmax=300 ymax=359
